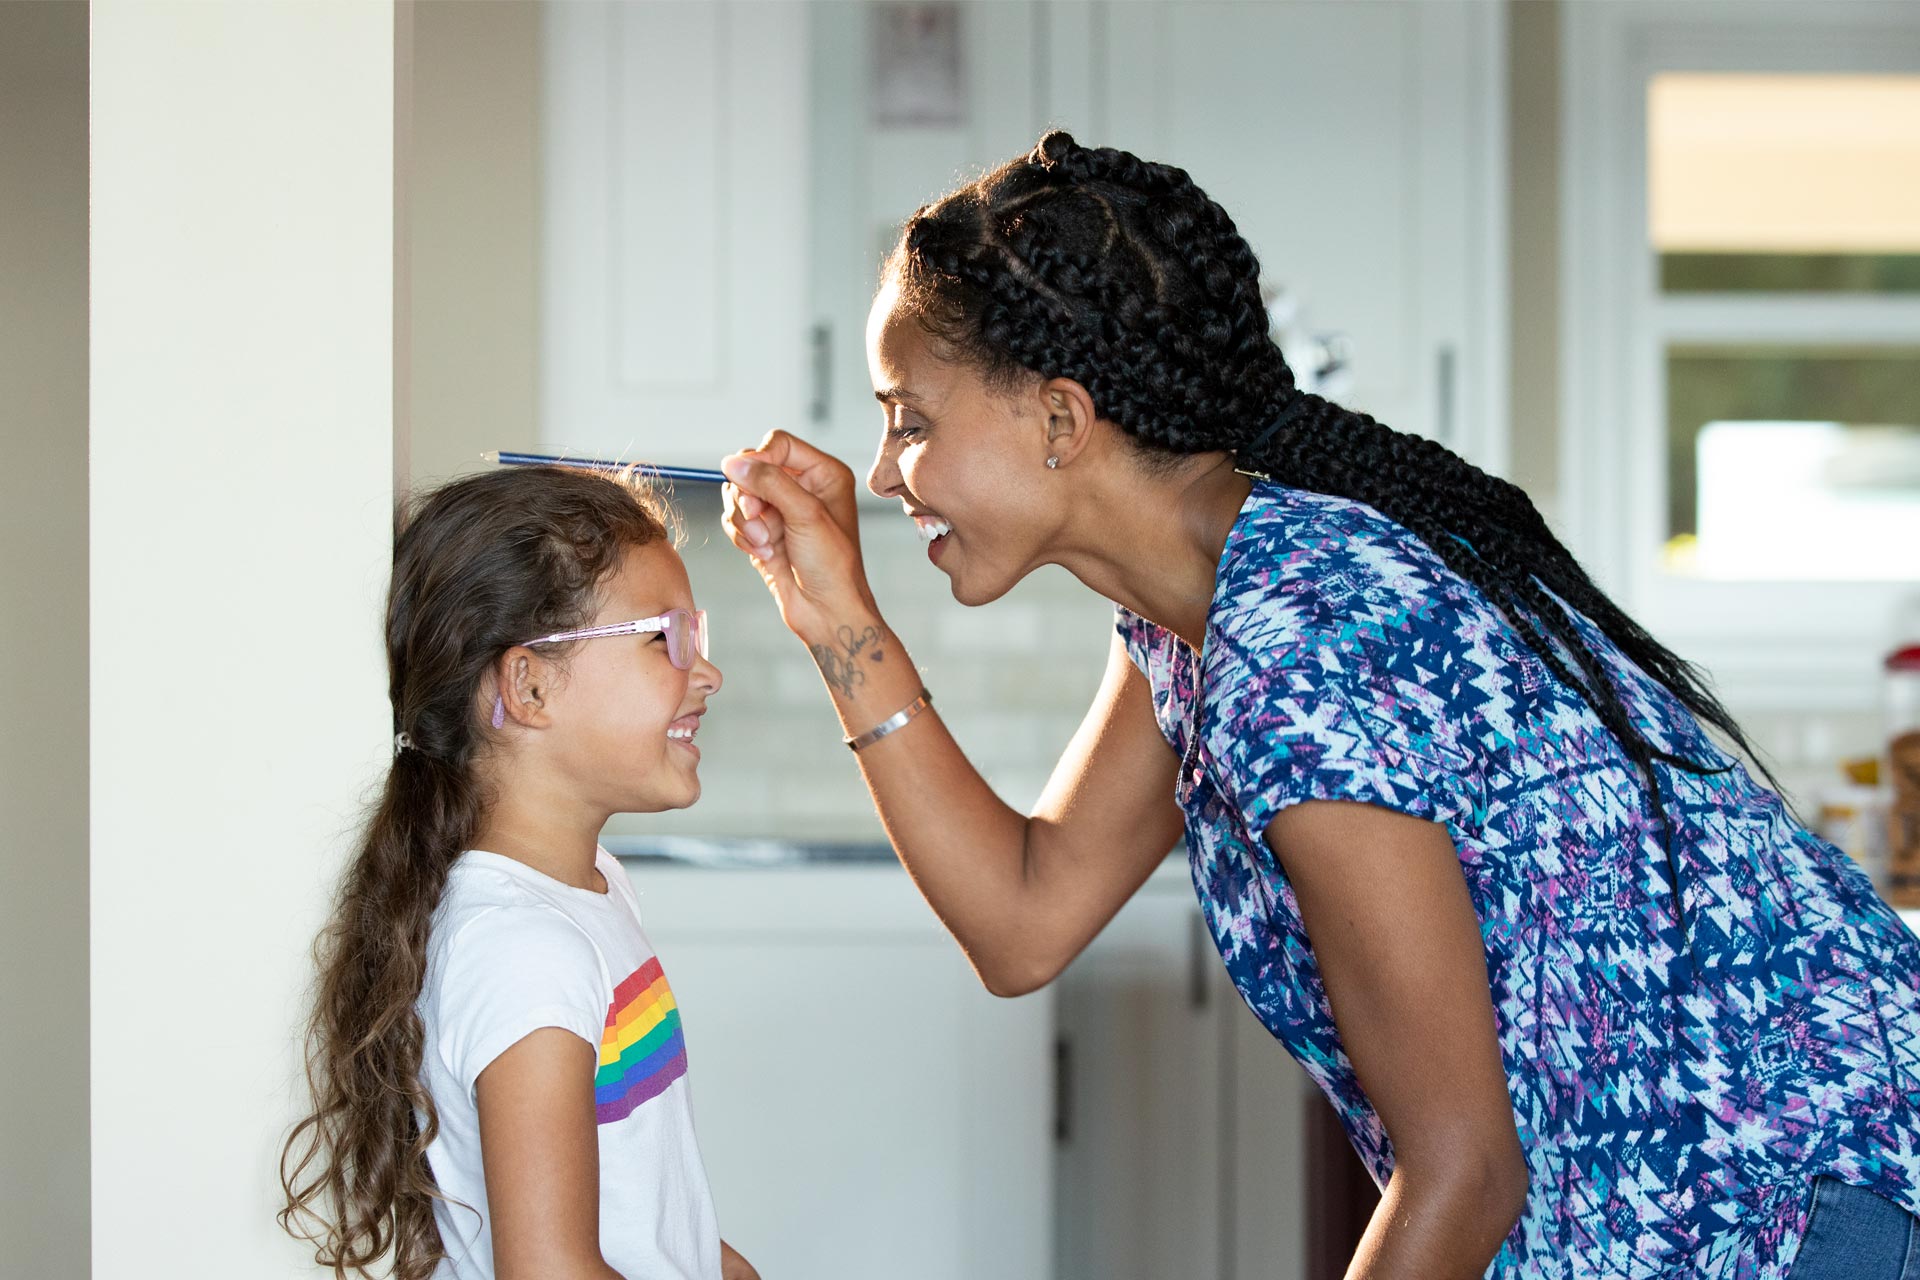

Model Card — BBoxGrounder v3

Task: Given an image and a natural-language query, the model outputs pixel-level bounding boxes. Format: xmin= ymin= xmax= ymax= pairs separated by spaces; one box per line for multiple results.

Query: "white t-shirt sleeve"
xmin=432 ymin=903 xmax=610 ymax=1103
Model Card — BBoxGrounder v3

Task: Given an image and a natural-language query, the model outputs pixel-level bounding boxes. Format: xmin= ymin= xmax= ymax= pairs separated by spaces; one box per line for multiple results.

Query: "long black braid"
xmin=887 ymin=130 xmax=1780 ymax=926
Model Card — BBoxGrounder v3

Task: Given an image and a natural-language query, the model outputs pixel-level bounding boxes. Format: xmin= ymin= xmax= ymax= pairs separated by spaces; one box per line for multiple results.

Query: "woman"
xmin=717 ymin=133 xmax=1920 ymax=1279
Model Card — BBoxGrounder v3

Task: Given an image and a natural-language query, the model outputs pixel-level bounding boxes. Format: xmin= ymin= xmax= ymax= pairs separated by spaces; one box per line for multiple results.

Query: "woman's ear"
xmin=1040 ymin=377 xmax=1099 ymax=468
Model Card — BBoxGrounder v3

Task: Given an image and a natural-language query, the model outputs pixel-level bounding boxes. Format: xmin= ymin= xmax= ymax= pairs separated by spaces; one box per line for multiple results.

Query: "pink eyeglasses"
xmin=518 ymin=609 xmax=709 ymax=670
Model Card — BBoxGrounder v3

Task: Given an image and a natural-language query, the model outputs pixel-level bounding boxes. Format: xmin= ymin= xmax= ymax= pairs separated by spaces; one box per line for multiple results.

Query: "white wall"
xmin=0 ymin=2 xmax=90 ymax=1274
xmin=409 ymin=0 xmax=541 ymax=489
xmin=90 ymin=2 xmax=398 ymax=1273
xmin=1508 ymin=0 xmax=1561 ymax=525
xmin=401 ymin=2 xmax=1118 ymax=845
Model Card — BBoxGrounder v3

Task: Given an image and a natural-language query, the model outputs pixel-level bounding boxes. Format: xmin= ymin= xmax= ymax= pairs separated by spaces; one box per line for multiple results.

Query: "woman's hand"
xmin=720 ymin=1239 xmax=761 ymax=1280
xmin=720 ymin=430 xmax=878 ymax=645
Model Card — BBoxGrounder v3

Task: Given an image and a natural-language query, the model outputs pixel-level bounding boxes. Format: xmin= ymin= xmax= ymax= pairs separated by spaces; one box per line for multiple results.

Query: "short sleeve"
xmin=431 ymin=904 xmax=610 ymax=1103
xmin=1113 ymin=603 xmax=1152 ymax=678
xmin=1204 ymin=636 xmax=1484 ymax=847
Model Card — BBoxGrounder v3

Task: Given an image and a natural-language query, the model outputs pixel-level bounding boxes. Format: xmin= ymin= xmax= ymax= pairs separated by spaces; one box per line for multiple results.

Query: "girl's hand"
xmin=720 ymin=430 xmax=878 ymax=644
xmin=720 ymin=1239 xmax=761 ymax=1280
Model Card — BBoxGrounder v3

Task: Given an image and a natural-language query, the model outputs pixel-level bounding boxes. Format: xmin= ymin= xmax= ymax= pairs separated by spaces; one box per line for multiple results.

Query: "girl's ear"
xmin=493 ymin=649 xmax=554 ymax=731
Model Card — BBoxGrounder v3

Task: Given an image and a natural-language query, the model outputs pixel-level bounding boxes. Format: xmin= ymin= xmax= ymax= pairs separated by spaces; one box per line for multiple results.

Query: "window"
xmin=1563 ymin=7 xmax=1920 ymax=710
xmin=1665 ymin=345 xmax=1920 ymax=579
xmin=1650 ymin=74 xmax=1920 ymax=584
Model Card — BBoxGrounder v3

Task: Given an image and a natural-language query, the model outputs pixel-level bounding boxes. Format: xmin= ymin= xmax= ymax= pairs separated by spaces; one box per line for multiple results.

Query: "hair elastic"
xmin=1238 ymin=393 xmax=1315 ymax=463
xmin=394 ymin=732 xmax=414 ymax=754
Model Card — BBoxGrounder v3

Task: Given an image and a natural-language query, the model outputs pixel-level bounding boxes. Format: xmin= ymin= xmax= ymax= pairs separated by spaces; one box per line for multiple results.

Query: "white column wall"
xmin=90 ymin=2 xmax=398 ymax=1273
xmin=0 ymin=1 xmax=90 ymax=1273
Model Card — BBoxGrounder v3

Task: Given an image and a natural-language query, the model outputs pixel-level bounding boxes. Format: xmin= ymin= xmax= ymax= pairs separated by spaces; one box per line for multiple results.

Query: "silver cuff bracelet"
xmin=844 ymin=687 xmax=934 ymax=752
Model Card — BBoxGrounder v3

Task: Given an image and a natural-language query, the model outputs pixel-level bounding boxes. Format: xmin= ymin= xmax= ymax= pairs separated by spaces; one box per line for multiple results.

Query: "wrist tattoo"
xmin=810 ymin=623 xmax=885 ymax=698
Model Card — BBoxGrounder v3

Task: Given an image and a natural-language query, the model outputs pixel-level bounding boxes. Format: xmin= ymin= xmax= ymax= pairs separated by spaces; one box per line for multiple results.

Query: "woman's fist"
xmin=720 ymin=430 xmax=879 ymax=643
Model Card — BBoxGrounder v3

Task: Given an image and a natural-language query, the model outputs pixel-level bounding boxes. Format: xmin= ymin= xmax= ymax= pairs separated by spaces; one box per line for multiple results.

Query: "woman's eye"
xmin=882 ymin=403 xmax=928 ymax=443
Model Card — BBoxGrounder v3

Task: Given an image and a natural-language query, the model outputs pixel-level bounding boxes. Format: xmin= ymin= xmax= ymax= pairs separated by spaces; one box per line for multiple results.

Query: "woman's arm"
xmin=1263 ymin=801 xmax=1528 ymax=1280
xmin=475 ymin=1028 xmax=624 ymax=1280
xmin=720 ymin=434 xmax=1186 ymax=995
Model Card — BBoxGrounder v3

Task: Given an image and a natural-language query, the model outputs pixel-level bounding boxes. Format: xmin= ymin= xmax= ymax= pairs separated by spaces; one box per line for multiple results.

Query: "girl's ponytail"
xmin=278 ymin=749 xmax=479 ymax=1279
xmin=279 ymin=466 xmax=672 ymax=1279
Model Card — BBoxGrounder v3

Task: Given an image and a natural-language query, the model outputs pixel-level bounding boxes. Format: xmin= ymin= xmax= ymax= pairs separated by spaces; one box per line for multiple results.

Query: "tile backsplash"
xmin=604 ymin=488 xmax=1888 ymax=845
xmin=602 ymin=487 xmax=1117 ymax=843
xmin=1724 ymin=708 xmax=1887 ymax=811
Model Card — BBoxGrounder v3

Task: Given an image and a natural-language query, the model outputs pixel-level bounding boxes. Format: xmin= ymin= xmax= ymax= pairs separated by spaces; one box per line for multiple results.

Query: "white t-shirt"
xmin=416 ymin=846 xmax=721 ymax=1280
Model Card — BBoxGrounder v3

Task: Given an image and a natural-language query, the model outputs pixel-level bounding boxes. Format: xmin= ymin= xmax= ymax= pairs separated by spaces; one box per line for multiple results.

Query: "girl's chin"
xmin=629 ymin=783 xmax=701 ymax=814
xmin=618 ymin=751 xmax=704 ymax=812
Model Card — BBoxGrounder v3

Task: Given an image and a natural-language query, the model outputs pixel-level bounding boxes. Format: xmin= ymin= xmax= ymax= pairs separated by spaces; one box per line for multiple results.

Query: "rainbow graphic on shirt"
xmin=593 ymin=956 xmax=687 ymax=1125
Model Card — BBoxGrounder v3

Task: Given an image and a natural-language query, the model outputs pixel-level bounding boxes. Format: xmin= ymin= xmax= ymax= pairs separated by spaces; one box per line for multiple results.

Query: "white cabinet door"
xmin=1054 ymin=864 xmax=1311 ymax=1280
xmin=542 ymin=1 xmax=809 ymax=468
xmin=1053 ymin=874 xmax=1232 ymax=1279
xmin=623 ymin=864 xmax=1054 ymax=1280
xmin=1105 ymin=0 xmax=1508 ymax=470
xmin=807 ymin=1 xmax=1045 ymax=471
xmin=806 ymin=0 xmax=1506 ymax=485
xmin=1226 ymin=983 xmax=1315 ymax=1280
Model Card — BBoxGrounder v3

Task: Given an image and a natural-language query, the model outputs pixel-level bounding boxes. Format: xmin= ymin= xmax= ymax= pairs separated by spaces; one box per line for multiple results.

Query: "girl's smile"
xmin=666 ymin=711 xmax=704 ymax=758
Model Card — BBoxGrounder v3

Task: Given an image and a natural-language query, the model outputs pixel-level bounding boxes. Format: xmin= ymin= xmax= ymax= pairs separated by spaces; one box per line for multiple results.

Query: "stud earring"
xmin=1046 ymin=456 xmax=1059 ymax=470
xmin=491 ymin=695 xmax=505 ymax=729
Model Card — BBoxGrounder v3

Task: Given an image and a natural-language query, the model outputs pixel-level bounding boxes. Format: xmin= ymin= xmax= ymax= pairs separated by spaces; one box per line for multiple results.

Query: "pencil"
xmin=484 ymin=450 xmax=728 ymax=485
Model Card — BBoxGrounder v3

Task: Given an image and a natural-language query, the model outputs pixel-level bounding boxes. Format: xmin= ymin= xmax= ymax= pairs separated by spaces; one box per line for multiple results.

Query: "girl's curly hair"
xmin=279 ymin=465 xmax=672 ymax=1278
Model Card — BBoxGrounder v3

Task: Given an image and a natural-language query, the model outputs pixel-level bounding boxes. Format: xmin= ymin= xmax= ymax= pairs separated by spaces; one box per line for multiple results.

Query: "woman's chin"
xmin=947 ymin=559 xmax=1022 ymax=608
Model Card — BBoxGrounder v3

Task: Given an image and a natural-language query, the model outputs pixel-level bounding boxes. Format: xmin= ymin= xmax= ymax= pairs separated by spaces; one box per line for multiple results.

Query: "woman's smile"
xmin=908 ymin=508 xmax=955 ymax=563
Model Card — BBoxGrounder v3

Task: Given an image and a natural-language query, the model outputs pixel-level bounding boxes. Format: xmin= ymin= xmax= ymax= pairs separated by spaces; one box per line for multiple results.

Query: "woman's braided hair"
xmin=887 ymin=130 xmax=1777 ymax=910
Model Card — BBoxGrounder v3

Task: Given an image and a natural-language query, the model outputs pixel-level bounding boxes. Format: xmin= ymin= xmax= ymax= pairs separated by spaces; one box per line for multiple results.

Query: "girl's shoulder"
xmin=423 ymin=870 xmax=616 ymax=1042
xmin=433 ymin=851 xmax=559 ymax=926
xmin=429 ymin=855 xmax=610 ymax=977
xmin=419 ymin=892 xmax=616 ymax=1104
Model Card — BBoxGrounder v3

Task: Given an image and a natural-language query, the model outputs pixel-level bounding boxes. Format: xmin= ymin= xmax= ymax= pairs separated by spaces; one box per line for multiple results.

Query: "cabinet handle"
xmin=1435 ymin=344 xmax=1457 ymax=449
xmin=809 ymin=322 xmax=832 ymax=423
xmin=1053 ymin=1035 xmax=1073 ymax=1145
xmin=1188 ymin=910 xmax=1212 ymax=1010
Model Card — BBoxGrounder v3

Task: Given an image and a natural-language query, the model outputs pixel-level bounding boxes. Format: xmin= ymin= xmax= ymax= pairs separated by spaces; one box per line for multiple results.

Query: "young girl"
xmin=280 ymin=467 xmax=758 ymax=1280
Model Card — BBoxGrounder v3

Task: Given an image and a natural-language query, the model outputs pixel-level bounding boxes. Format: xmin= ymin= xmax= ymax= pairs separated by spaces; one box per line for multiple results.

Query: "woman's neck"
xmin=1054 ymin=451 xmax=1253 ymax=651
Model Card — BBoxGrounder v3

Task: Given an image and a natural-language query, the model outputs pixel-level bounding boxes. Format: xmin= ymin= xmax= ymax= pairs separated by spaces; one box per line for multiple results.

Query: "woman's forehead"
xmin=866 ymin=286 xmax=923 ymax=383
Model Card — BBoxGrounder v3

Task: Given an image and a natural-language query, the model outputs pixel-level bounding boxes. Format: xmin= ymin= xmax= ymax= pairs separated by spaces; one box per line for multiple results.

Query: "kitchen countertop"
xmin=605 ymin=834 xmax=1196 ymax=886
xmin=602 ymin=834 xmax=904 ymax=867
xmin=607 ymin=840 xmax=1920 ymax=925
xmin=608 ymin=839 xmax=1920 ymax=953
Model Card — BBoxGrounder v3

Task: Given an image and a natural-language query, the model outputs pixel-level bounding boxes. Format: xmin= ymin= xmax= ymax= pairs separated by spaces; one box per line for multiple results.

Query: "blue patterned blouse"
xmin=1115 ymin=478 xmax=1920 ymax=1279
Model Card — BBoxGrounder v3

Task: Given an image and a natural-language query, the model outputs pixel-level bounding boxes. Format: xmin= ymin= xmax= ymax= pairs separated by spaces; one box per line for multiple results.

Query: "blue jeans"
xmin=1791 ymin=1176 xmax=1920 ymax=1279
